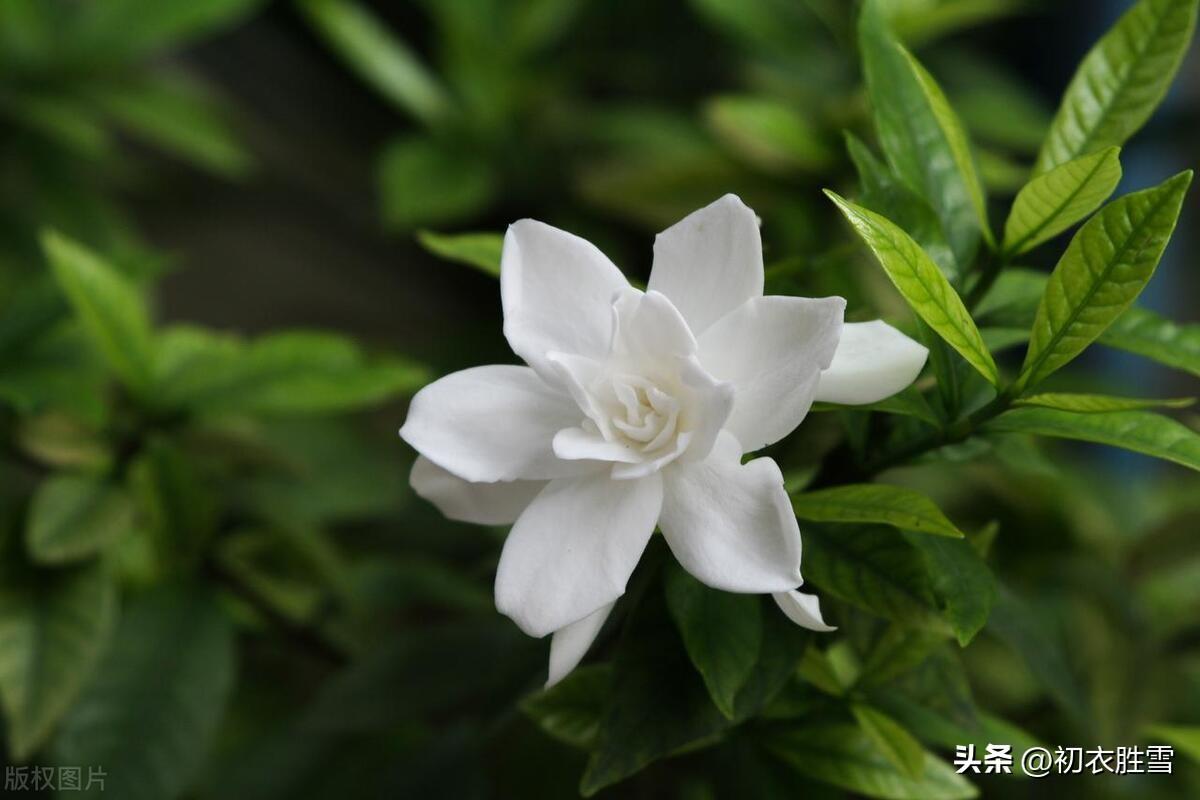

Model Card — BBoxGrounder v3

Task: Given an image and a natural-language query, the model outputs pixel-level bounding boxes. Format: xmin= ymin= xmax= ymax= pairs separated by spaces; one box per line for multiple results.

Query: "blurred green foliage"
xmin=0 ymin=0 xmax=1198 ymax=799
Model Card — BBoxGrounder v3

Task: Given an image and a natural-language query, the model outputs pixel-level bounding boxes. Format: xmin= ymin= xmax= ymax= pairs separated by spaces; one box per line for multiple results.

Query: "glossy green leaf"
xmin=987 ymin=407 xmax=1200 ymax=472
xmin=1016 ymin=392 xmax=1195 ymax=413
xmin=704 ymin=95 xmax=832 ymax=172
xmin=378 ymin=136 xmax=497 ymax=230
xmin=153 ymin=326 xmax=429 ymax=415
xmin=860 ymin=3 xmax=989 ymax=264
xmin=665 ymin=566 xmax=762 ymax=719
xmin=1099 ymin=306 xmax=1200 ymax=378
xmin=801 ymin=525 xmax=942 ymax=627
xmin=825 ymin=192 xmax=999 ymax=386
xmin=416 ymin=230 xmax=503 ymax=277
xmin=845 ymin=132 xmax=957 ymax=277
xmin=297 ymin=0 xmax=451 ymax=125
xmin=42 ymin=231 xmax=155 ymax=394
xmin=521 ymin=665 xmax=611 ymax=750
xmin=793 ymin=484 xmax=964 ymax=538
xmin=851 ymin=704 xmax=927 ymax=780
xmin=766 ymin=723 xmax=977 ymax=800
xmin=0 ymin=550 xmax=115 ymax=761
xmin=581 ymin=585 xmax=728 ymax=796
xmin=903 ymin=533 xmax=995 ymax=646
xmin=26 ymin=475 xmax=133 ymax=564
xmin=1003 ymin=147 xmax=1122 ymax=255
xmin=1035 ymin=0 xmax=1200 ymax=174
xmin=51 ymin=586 xmax=235 ymax=800
xmin=1018 ymin=171 xmax=1192 ymax=390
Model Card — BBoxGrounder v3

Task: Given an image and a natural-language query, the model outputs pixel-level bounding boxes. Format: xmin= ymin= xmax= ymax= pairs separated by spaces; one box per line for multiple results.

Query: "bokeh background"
xmin=1 ymin=0 xmax=1198 ymax=798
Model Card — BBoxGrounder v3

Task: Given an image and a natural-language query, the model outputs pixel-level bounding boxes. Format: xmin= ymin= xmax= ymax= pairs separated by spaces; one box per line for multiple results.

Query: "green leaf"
xmin=704 ymin=95 xmax=832 ymax=173
xmin=581 ymin=584 xmax=728 ymax=796
xmin=860 ymin=3 xmax=989 ymax=265
xmin=813 ymin=386 xmax=940 ymax=427
xmin=42 ymin=231 xmax=155 ymax=394
xmin=1015 ymin=392 xmax=1194 ymax=413
xmin=801 ymin=524 xmax=941 ymax=627
xmin=26 ymin=475 xmax=133 ymax=564
xmin=296 ymin=0 xmax=451 ymax=125
xmin=0 ymin=549 xmax=115 ymax=761
xmin=73 ymin=0 xmax=266 ymax=59
xmin=1017 ymin=171 xmax=1192 ymax=390
xmin=416 ymin=230 xmax=503 ymax=277
xmin=1034 ymin=0 xmax=1200 ymax=174
xmin=128 ymin=437 xmax=218 ymax=571
xmin=521 ymin=664 xmax=611 ymax=750
xmin=50 ymin=586 xmax=235 ymax=800
xmin=851 ymin=704 xmax=927 ymax=780
xmin=986 ymin=407 xmax=1200 ymax=472
xmin=153 ymin=326 xmax=429 ymax=415
xmin=1143 ymin=724 xmax=1200 ymax=763
xmin=792 ymin=484 xmax=964 ymax=538
xmin=87 ymin=72 xmax=252 ymax=179
xmin=825 ymin=192 xmax=999 ymax=386
xmin=378 ymin=136 xmax=497 ymax=230
xmin=845 ymin=132 xmax=957 ymax=277
xmin=765 ymin=723 xmax=977 ymax=800
xmin=665 ymin=566 xmax=763 ymax=719
xmin=903 ymin=533 xmax=995 ymax=646
xmin=1099 ymin=306 xmax=1200 ymax=378
xmin=986 ymin=584 xmax=1088 ymax=721
xmin=1003 ymin=147 xmax=1122 ymax=255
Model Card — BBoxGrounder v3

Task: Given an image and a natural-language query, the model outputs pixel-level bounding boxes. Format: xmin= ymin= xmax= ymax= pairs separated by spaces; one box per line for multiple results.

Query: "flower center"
xmin=609 ymin=374 xmax=681 ymax=452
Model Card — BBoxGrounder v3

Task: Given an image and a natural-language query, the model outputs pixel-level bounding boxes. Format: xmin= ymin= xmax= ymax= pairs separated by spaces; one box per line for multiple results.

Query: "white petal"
xmin=501 ymin=220 xmax=629 ymax=381
xmin=547 ymin=602 xmax=614 ymax=688
xmin=495 ymin=471 xmax=663 ymax=637
xmin=410 ymin=456 xmax=545 ymax=525
xmin=553 ymin=427 xmax=640 ymax=464
xmin=814 ymin=320 xmax=929 ymax=405
xmin=647 ymin=194 xmax=764 ymax=335
xmin=676 ymin=358 xmax=734 ymax=464
xmin=399 ymin=365 xmax=591 ymax=482
xmin=698 ymin=295 xmax=845 ymax=452
xmin=773 ymin=590 xmax=836 ymax=632
xmin=611 ymin=289 xmax=696 ymax=359
xmin=659 ymin=432 xmax=802 ymax=594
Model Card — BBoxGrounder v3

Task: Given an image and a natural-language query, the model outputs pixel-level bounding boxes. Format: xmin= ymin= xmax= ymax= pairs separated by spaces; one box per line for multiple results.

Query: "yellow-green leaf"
xmin=793 ymin=484 xmax=964 ymax=538
xmin=1035 ymin=0 xmax=1200 ymax=174
xmin=1018 ymin=171 xmax=1192 ymax=390
xmin=852 ymin=704 xmax=927 ymax=780
xmin=825 ymin=192 xmax=999 ymax=386
xmin=1016 ymin=393 xmax=1195 ymax=413
xmin=1003 ymin=147 xmax=1122 ymax=255
xmin=416 ymin=230 xmax=503 ymax=277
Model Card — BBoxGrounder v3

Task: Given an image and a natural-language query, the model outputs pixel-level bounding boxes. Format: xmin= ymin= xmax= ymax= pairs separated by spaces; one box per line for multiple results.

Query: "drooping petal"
xmin=547 ymin=602 xmax=614 ymax=687
xmin=501 ymin=220 xmax=630 ymax=381
xmin=647 ymin=195 xmax=764 ymax=335
xmin=659 ymin=432 xmax=802 ymax=594
xmin=400 ymin=365 xmax=591 ymax=482
xmin=698 ymin=295 xmax=844 ymax=452
xmin=814 ymin=320 xmax=929 ymax=405
xmin=495 ymin=471 xmax=663 ymax=637
xmin=773 ymin=590 xmax=836 ymax=632
xmin=410 ymin=456 xmax=545 ymax=525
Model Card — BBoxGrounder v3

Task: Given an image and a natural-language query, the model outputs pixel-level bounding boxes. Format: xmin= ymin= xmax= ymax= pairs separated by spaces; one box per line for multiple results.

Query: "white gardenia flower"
xmin=400 ymin=195 xmax=928 ymax=686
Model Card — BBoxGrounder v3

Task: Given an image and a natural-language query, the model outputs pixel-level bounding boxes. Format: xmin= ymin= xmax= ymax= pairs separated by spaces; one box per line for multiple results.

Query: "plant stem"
xmin=861 ymin=387 xmax=1016 ymax=476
